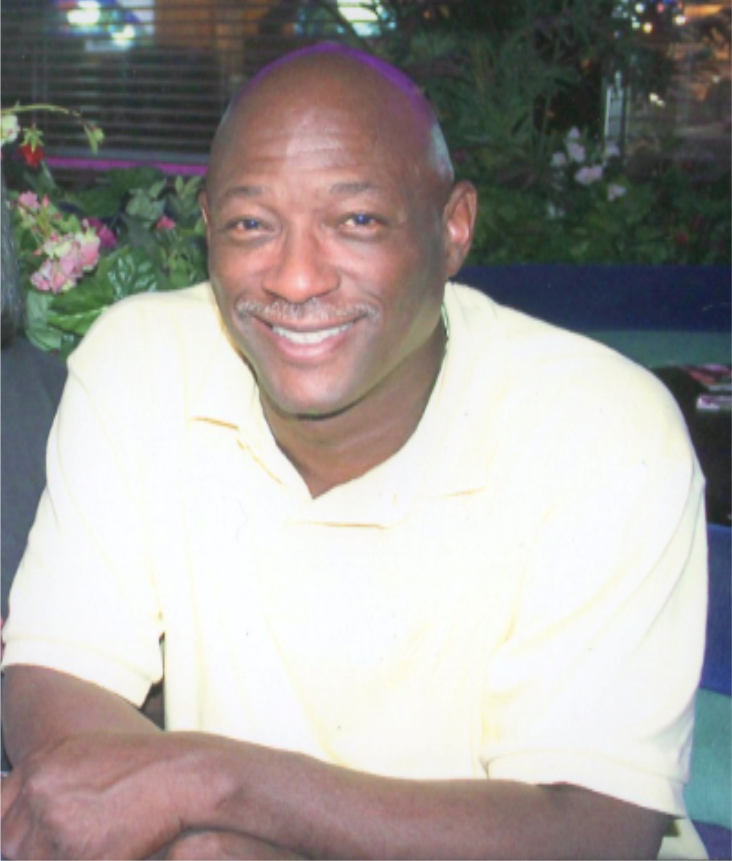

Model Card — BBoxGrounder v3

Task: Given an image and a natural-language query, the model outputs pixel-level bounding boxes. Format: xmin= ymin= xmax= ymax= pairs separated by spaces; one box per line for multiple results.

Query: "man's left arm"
xmin=170 ymin=736 xmax=670 ymax=860
xmin=2 ymin=723 xmax=668 ymax=860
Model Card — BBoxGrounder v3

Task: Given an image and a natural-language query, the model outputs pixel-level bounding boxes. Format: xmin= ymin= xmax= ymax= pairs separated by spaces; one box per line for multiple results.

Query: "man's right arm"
xmin=2 ymin=666 xmax=302 ymax=860
xmin=3 ymin=665 xmax=160 ymax=765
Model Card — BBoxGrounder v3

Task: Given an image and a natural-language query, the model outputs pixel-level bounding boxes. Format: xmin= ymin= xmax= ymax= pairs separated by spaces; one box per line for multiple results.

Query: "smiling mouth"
xmin=271 ymin=322 xmax=354 ymax=345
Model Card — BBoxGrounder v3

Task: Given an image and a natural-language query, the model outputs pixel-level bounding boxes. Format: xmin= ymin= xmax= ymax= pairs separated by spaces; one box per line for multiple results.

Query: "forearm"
xmin=1 ymin=672 xmax=667 ymax=859
xmin=183 ymin=737 xmax=669 ymax=860
xmin=3 ymin=664 xmax=159 ymax=765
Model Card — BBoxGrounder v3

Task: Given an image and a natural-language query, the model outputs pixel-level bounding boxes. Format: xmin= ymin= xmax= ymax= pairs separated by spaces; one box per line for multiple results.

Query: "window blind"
xmin=1 ymin=0 xmax=383 ymax=167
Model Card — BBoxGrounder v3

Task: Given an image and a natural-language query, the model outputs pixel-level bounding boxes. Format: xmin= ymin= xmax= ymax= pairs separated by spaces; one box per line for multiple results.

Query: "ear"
xmin=442 ymin=180 xmax=478 ymax=279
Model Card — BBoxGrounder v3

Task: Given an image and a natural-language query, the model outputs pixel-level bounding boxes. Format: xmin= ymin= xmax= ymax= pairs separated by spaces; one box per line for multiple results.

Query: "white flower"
xmin=551 ymin=152 xmax=568 ymax=168
xmin=1 ymin=113 xmax=20 ymax=148
xmin=603 ymin=141 xmax=621 ymax=161
xmin=607 ymin=183 xmax=627 ymax=201
xmin=566 ymin=141 xmax=586 ymax=164
xmin=575 ymin=165 xmax=604 ymax=185
xmin=566 ymin=127 xmax=581 ymax=140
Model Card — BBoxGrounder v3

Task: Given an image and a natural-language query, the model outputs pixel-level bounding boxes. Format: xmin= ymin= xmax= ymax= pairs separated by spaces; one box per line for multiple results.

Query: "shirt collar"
xmin=187 ymin=282 xmax=501 ymax=522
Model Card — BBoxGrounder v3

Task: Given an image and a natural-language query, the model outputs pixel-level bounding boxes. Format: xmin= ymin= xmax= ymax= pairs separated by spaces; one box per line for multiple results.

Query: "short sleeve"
xmin=479 ymin=369 xmax=708 ymax=818
xmin=2 ymin=312 xmax=165 ymax=705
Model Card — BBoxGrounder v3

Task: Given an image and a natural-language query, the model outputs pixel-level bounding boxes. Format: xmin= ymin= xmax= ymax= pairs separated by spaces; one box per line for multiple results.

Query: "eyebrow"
xmin=220 ymin=185 xmax=268 ymax=202
xmin=218 ymin=180 xmax=383 ymax=203
xmin=328 ymin=181 xmax=380 ymax=196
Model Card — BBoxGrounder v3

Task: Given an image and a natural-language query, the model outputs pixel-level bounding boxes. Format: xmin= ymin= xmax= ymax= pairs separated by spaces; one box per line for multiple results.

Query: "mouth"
xmin=270 ymin=322 xmax=354 ymax=345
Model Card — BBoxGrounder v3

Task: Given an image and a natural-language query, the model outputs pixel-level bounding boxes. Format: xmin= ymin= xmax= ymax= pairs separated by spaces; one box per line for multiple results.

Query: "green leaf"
xmin=121 ymin=213 xmax=163 ymax=263
xmin=91 ymin=248 xmax=159 ymax=301
xmin=24 ymin=289 xmax=63 ymax=352
xmin=67 ymin=186 xmax=123 ymax=219
xmin=48 ymin=271 xmax=115 ymax=315
xmin=47 ymin=306 xmax=105 ymax=337
xmin=148 ymin=179 xmax=167 ymax=199
xmin=126 ymin=190 xmax=165 ymax=225
xmin=108 ymin=166 xmax=165 ymax=197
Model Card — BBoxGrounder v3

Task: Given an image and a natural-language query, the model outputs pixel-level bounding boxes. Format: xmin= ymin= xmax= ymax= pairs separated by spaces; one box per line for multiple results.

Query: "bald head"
xmin=206 ymin=44 xmax=454 ymax=200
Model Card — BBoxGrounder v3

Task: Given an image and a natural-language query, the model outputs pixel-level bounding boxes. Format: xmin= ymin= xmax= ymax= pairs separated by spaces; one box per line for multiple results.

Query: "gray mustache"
xmin=235 ymin=298 xmax=377 ymax=325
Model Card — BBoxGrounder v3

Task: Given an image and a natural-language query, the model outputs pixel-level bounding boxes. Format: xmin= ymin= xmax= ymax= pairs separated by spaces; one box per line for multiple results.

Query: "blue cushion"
xmin=686 ymin=689 xmax=732 ymax=829
xmin=693 ymin=821 xmax=732 ymax=861
xmin=702 ymin=526 xmax=731 ymax=696
xmin=456 ymin=264 xmax=731 ymax=333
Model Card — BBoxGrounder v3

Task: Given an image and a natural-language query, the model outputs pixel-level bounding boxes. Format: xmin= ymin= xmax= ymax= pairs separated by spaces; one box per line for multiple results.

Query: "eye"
xmin=341 ymin=212 xmax=385 ymax=230
xmin=234 ymin=217 xmax=264 ymax=231
xmin=219 ymin=215 xmax=273 ymax=240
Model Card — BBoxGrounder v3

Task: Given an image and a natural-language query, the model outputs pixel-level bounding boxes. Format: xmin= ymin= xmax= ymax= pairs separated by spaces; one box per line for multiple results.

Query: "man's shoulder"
xmin=91 ymin=281 xmax=218 ymax=333
xmin=444 ymin=282 xmax=688 ymax=458
xmin=447 ymin=280 xmax=662 ymax=390
xmin=71 ymin=282 xmax=223 ymax=369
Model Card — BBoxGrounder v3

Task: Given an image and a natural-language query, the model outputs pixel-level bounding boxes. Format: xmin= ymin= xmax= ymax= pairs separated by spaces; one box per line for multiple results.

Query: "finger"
xmin=158 ymin=830 xmax=306 ymax=861
xmin=1 ymin=774 xmax=27 ymax=860
xmin=0 ymin=769 xmax=20 ymax=819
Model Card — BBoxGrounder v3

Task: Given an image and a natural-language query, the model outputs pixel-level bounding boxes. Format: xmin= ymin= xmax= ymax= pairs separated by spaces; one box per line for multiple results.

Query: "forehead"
xmin=211 ymin=105 xmax=422 ymax=207
xmin=207 ymin=59 xmax=445 ymax=204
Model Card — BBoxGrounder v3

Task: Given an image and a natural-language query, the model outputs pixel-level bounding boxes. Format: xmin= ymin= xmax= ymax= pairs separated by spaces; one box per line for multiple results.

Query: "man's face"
xmin=202 ymin=96 xmax=470 ymax=421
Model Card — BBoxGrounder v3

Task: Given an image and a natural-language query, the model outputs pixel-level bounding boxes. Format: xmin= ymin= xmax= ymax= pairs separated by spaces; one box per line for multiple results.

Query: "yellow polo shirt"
xmin=3 ymin=282 xmax=707 ymax=856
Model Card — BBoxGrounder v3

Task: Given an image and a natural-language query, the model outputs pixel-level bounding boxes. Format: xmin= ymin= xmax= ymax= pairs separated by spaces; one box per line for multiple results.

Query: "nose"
xmin=262 ymin=225 xmax=339 ymax=304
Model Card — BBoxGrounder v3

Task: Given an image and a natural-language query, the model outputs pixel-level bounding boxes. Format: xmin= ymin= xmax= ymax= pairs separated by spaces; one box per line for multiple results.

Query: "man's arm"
xmin=0 ymin=666 xmax=302 ymax=861
xmin=1 ymin=666 xmax=668 ymax=861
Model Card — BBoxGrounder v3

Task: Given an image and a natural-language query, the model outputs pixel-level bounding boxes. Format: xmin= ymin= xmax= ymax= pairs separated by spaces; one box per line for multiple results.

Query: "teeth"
xmin=272 ymin=323 xmax=352 ymax=344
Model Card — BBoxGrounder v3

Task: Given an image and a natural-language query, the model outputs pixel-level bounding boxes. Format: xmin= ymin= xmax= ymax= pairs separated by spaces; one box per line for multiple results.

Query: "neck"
xmin=262 ymin=323 xmax=447 ymax=498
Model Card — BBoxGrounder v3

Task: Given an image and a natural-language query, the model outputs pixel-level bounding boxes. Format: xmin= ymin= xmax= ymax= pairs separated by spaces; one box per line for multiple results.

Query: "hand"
xmin=150 ymin=829 xmax=307 ymax=860
xmin=1 ymin=732 xmax=186 ymax=860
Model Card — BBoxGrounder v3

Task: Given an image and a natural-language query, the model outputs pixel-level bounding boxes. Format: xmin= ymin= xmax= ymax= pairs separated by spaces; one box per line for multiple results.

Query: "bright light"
xmin=674 ymin=14 xmax=687 ymax=24
xmin=337 ymin=1 xmax=386 ymax=35
xmin=649 ymin=93 xmax=666 ymax=107
xmin=635 ymin=2 xmax=645 ymax=11
xmin=111 ymin=25 xmax=136 ymax=43
xmin=68 ymin=1 xmax=101 ymax=27
xmin=642 ymin=22 xmax=654 ymax=32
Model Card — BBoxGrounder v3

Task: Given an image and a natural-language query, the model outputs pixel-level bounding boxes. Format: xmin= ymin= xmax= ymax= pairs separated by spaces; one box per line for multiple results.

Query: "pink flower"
xmin=31 ymin=227 xmax=101 ymax=294
xmin=17 ymin=191 xmax=41 ymax=211
xmin=156 ymin=215 xmax=176 ymax=231
xmin=87 ymin=217 xmax=117 ymax=249
xmin=574 ymin=165 xmax=604 ymax=185
xmin=31 ymin=258 xmax=76 ymax=293
xmin=76 ymin=228 xmax=101 ymax=270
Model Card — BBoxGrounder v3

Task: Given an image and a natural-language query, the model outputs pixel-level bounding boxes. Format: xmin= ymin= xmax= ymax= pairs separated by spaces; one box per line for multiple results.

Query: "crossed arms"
xmin=1 ymin=665 xmax=668 ymax=861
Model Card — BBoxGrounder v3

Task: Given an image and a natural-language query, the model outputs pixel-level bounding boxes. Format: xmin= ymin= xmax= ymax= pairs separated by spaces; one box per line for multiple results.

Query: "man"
xmin=1 ymin=45 xmax=707 ymax=859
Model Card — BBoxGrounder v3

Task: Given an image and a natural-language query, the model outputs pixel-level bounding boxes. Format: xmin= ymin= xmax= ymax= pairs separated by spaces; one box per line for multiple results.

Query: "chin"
xmin=265 ymin=392 xmax=358 ymax=422
xmin=252 ymin=356 xmax=374 ymax=421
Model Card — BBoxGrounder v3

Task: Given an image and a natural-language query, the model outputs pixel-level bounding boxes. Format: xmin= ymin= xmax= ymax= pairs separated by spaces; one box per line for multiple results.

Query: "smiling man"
xmin=1 ymin=46 xmax=707 ymax=860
